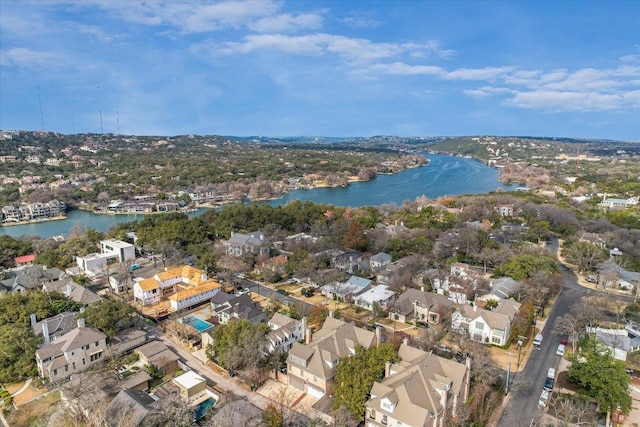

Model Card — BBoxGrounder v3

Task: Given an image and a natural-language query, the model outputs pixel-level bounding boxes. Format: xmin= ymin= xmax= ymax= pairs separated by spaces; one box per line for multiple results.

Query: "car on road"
xmin=556 ymin=343 xmax=566 ymax=357
xmin=129 ymin=264 xmax=141 ymax=271
xmin=235 ymin=273 xmax=246 ymax=279
xmin=538 ymin=390 xmax=550 ymax=407
xmin=534 ymin=333 xmax=543 ymax=346
xmin=544 ymin=376 xmax=555 ymax=391
xmin=547 ymin=368 xmax=556 ymax=379
xmin=277 ymin=289 xmax=289 ymax=296
xmin=235 ymin=288 xmax=250 ymax=296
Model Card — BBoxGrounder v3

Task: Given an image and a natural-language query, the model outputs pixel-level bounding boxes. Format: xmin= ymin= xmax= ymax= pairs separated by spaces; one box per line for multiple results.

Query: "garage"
xmin=306 ymin=384 xmax=325 ymax=399
xmin=288 ymin=374 xmax=305 ymax=392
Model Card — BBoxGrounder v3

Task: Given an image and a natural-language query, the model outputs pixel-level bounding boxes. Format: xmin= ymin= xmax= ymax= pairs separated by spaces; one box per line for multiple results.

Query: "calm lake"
xmin=0 ymin=154 xmax=516 ymax=239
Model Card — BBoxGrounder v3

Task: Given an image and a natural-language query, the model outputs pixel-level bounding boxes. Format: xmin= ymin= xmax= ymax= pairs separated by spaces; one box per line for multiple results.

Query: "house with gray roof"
xmin=390 ymin=288 xmax=454 ymax=325
xmin=36 ymin=322 xmax=108 ymax=382
xmin=370 ymin=252 xmax=392 ymax=270
xmin=287 ymin=316 xmax=377 ymax=398
xmin=365 ymin=344 xmax=471 ymax=427
xmin=586 ymin=326 xmax=640 ymax=361
xmin=224 ymin=231 xmax=268 ymax=257
xmin=451 ymin=298 xmax=521 ymax=346
xmin=479 ymin=277 xmax=523 ymax=301
xmin=212 ymin=293 xmax=267 ymax=325
xmin=0 ymin=264 xmax=66 ymax=294
xmin=210 ymin=400 xmax=262 ymax=427
xmin=104 ymin=388 xmax=162 ymax=427
xmin=31 ymin=311 xmax=78 ymax=347
xmin=266 ymin=313 xmax=305 ymax=353
xmin=134 ymin=341 xmax=180 ymax=376
xmin=321 ymin=275 xmax=372 ymax=302
xmin=42 ymin=277 xmax=103 ymax=306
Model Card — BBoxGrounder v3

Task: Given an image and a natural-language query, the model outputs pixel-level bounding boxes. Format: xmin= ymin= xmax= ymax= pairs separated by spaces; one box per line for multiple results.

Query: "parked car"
xmin=235 ymin=288 xmax=250 ymax=296
xmin=129 ymin=264 xmax=141 ymax=271
xmin=302 ymin=288 xmax=315 ymax=297
xmin=556 ymin=343 xmax=566 ymax=357
xmin=538 ymin=390 xmax=550 ymax=407
xmin=544 ymin=376 xmax=555 ymax=391
xmin=534 ymin=333 xmax=543 ymax=346
xmin=277 ymin=289 xmax=289 ymax=296
xmin=547 ymin=367 xmax=556 ymax=379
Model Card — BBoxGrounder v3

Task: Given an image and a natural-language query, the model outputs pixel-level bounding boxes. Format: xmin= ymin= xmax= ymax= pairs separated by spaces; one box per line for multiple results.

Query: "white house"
xmin=451 ymin=299 xmax=521 ymax=346
xmin=321 ymin=275 xmax=372 ymax=302
xmin=266 ymin=313 xmax=305 ymax=353
xmin=354 ymin=285 xmax=396 ymax=310
xmin=76 ymin=239 xmax=135 ymax=276
xmin=369 ymin=252 xmax=392 ymax=270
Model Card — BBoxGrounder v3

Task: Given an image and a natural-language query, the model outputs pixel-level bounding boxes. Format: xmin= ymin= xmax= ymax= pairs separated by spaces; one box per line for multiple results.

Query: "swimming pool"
xmin=194 ymin=397 xmax=216 ymax=420
xmin=183 ymin=316 xmax=214 ymax=332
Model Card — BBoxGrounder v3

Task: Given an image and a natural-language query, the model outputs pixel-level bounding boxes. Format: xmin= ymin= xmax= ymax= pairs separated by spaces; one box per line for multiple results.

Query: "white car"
xmin=556 ymin=343 xmax=566 ymax=357
xmin=538 ymin=390 xmax=550 ymax=407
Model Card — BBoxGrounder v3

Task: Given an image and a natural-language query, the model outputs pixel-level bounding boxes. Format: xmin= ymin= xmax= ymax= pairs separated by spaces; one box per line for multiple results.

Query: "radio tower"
xmin=37 ymin=86 xmax=44 ymax=131
xmin=98 ymin=86 xmax=104 ymax=134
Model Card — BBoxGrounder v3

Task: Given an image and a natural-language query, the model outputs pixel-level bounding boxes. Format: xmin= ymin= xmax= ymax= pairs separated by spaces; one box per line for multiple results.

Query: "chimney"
xmin=80 ymin=306 xmax=85 ymax=314
xmin=385 ymin=361 xmax=392 ymax=378
xmin=420 ymin=286 xmax=424 ymax=292
xmin=42 ymin=321 xmax=50 ymax=346
xmin=201 ymin=272 xmax=207 ymax=282
xmin=30 ymin=313 xmax=37 ymax=327
xmin=403 ymin=336 xmax=409 ymax=346
xmin=473 ymin=303 xmax=477 ymax=312
xmin=66 ymin=282 xmax=73 ymax=297
xmin=305 ymin=327 xmax=312 ymax=344
xmin=77 ymin=318 xmax=85 ymax=328
xmin=375 ymin=326 xmax=382 ymax=347
xmin=328 ymin=310 xmax=334 ymax=319
xmin=301 ymin=317 xmax=307 ymax=339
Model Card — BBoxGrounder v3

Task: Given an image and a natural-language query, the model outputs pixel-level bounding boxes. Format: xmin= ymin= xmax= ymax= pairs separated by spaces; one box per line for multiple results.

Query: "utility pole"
xmin=98 ymin=85 xmax=104 ymax=134
xmin=517 ymin=335 xmax=528 ymax=368
xmin=505 ymin=351 xmax=514 ymax=395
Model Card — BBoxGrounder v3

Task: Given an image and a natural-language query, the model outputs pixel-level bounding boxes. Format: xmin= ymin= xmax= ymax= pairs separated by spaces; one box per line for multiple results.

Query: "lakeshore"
xmin=0 ymin=154 xmax=515 ymax=239
xmin=1 ymin=215 xmax=67 ymax=227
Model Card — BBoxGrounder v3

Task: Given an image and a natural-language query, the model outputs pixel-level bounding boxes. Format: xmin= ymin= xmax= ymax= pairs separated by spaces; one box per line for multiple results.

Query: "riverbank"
xmin=1 ymin=215 xmax=67 ymax=227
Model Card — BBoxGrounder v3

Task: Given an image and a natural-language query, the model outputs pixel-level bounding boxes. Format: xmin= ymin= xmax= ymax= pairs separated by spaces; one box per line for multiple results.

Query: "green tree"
xmin=567 ymin=338 xmax=632 ymax=415
xmin=332 ymin=344 xmax=399 ymax=418
xmin=0 ymin=324 xmax=41 ymax=382
xmin=82 ymin=298 xmax=136 ymax=337
xmin=493 ymin=253 xmax=559 ymax=280
xmin=206 ymin=320 xmax=270 ymax=371
xmin=261 ymin=403 xmax=283 ymax=427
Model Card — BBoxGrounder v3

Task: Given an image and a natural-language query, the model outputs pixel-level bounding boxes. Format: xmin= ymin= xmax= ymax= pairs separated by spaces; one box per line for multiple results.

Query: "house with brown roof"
xmin=35 ymin=321 xmax=108 ymax=382
xmin=287 ymin=316 xmax=377 ymax=398
xmin=365 ymin=344 xmax=471 ymax=427
xmin=451 ymin=298 xmax=521 ymax=346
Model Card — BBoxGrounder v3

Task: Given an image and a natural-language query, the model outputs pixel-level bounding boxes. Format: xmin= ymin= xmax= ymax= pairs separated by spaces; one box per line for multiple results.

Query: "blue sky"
xmin=1 ymin=1 xmax=639 ymax=140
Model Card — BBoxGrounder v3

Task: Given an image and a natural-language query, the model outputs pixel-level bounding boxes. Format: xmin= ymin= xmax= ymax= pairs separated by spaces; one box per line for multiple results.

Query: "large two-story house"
xmin=266 ymin=313 xmax=306 ymax=353
xmin=35 ymin=320 xmax=108 ymax=382
xmin=390 ymin=288 xmax=454 ymax=325
xmin=365 ymin=344 xmax=471 ymax=427
xmin=287 ymin=316 xmax=377 ymax=398
xmin=451 ymin=299 xmax=521 ymax=346
xmin=224 ymin=231 xmax=268 ymax=257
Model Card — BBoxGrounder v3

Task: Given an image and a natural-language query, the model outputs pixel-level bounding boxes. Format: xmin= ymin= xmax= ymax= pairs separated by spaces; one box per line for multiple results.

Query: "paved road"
xmin=497 ymin=239 xmax=607 ymax=426
xmin=239 ymin=279 xmax=315 ymax=314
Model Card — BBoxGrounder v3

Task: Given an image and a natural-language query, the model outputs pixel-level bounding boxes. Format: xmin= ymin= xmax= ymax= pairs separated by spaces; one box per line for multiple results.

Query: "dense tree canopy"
xmin=82 ymin=298 xmax=137 ymax=337
xmin=332 ymin=344 xmax=399 ymax=418
xmin=567 ymin=338 xmax=632 ymax=415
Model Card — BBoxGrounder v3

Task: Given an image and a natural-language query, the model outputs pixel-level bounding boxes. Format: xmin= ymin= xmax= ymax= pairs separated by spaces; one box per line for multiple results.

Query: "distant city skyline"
xmin=1 ymin=1 xmax=639 ymax=141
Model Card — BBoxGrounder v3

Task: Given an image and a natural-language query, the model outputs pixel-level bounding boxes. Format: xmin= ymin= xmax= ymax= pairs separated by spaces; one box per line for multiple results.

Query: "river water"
xmin=1 ymin=154 xmax=515 ymax=239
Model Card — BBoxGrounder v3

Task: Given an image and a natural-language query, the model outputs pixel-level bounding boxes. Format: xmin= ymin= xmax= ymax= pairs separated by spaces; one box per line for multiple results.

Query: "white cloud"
xmin=0 ymin=47 xmax=71 ymax=69
xmin=446 ymin=66 xmax=514 ymax=80
xmin=370 ymin=62 xmax=443 ymax=76
xmin=249 ymin=12 xmax=325 ymax=33
xmin=509 ymin=90 xmax=622 ymax=111
xmin=341 ymin=12 xmax=382 ymax=29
